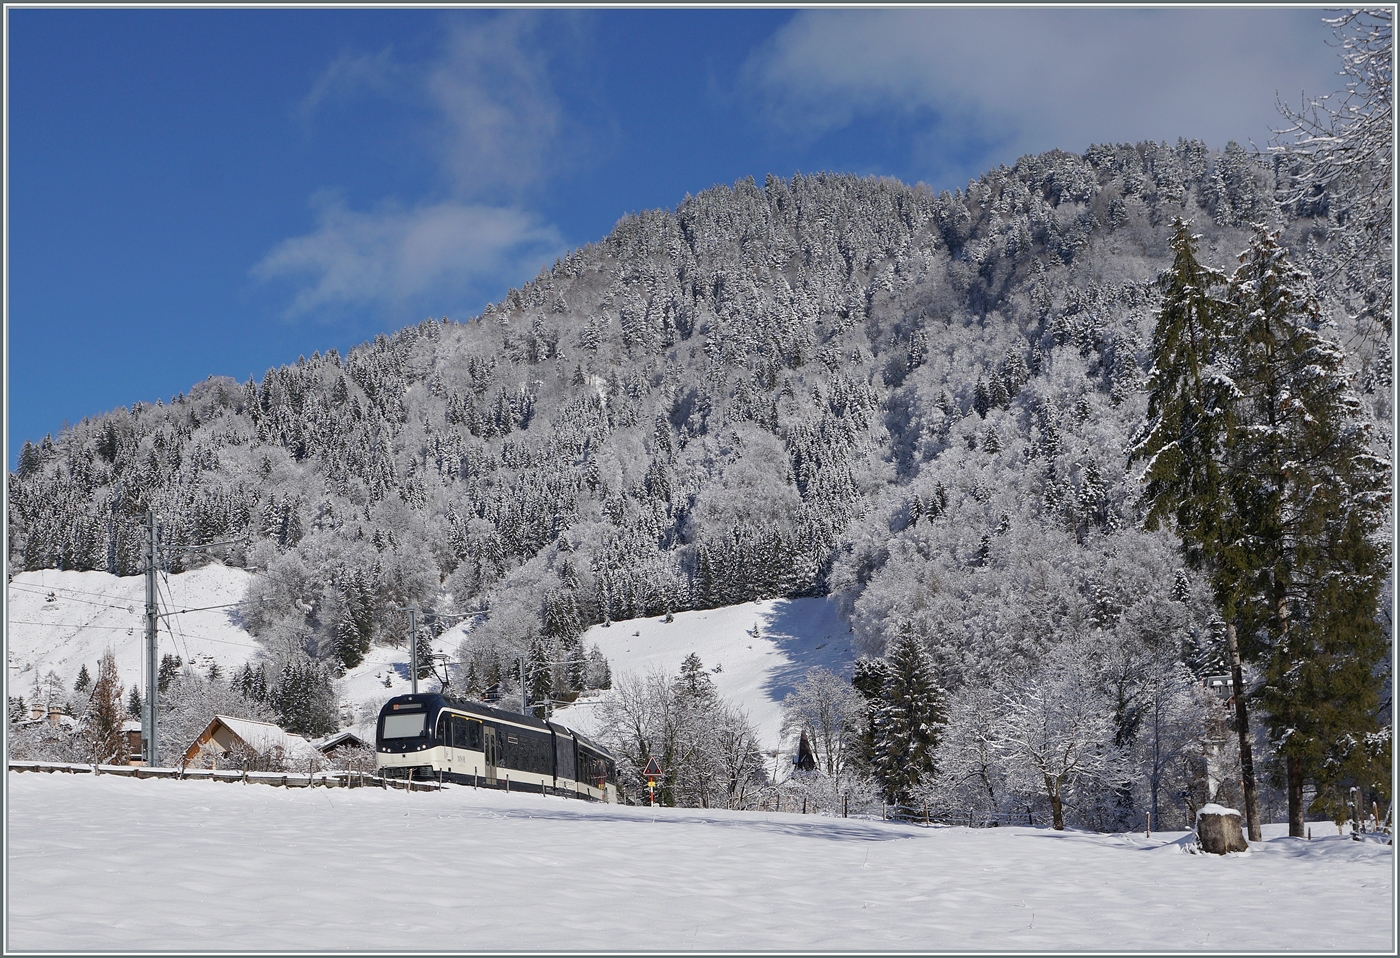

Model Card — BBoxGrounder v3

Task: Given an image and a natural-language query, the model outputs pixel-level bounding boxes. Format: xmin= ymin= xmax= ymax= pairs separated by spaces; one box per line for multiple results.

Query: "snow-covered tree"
xmin=993 ymin=639 xmax=1128 ymax=831
xmin=780 ymin=666 xmax=862 ymax=777
xmin=84 ymin=650 xmax=126 ymax=765
xmin=1132 ymin=219 xmax=1264 ymax=840
xmin=870 ymin=632 xmax=945 ymax=807
xmin=1225 ymin=225 xmax=1391 ymax=837
xmin=1273 ymin=9 xmax=1392 ymax=339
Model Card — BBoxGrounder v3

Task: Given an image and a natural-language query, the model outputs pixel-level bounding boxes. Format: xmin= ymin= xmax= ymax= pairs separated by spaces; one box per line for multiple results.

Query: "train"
xmin=374 ymin=692 xmax=619 ymax=802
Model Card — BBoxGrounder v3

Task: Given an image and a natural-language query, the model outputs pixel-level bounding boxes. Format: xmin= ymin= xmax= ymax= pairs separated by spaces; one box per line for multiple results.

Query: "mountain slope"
xmin=8 ymin=143 xmax=1385 ymax=701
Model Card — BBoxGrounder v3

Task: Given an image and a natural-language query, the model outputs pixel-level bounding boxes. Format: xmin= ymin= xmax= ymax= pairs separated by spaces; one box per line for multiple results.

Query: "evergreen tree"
xmin=525 ymin=637 xmax=553 ymax=718
xmin=158 ymin=654 xmax=183 ymax=694
xmin=270 ymin=660 xmax=338 ymax=737
xmin=86 ymin=650 xmax=126 ymax=764
xmin=333 ymin=571 xmax=374 ymax=671
xmin=1131 ymin=218 xmax=1263 ymax=840
xmin=870 ymin=632 xmax=945 ymax=806
xmin=1225 ymin=226 xmax=1391 ymax=836
xmin=414 ymin=622 xmax=436 ymax=682
xmin=127 ymin=685 xmax=143 ymax=719
xmin=73 ymin=664 xmax=91 ymax=693
xmin=849 ymin=656 xmax=891 ymax=777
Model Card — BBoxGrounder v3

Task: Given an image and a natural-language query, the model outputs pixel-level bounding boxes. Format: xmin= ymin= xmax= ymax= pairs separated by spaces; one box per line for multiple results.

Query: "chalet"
xmin=311 ymin=725 xmax=373 ymax=759
xmin=184 ymin=715 xmax=321 ymax=771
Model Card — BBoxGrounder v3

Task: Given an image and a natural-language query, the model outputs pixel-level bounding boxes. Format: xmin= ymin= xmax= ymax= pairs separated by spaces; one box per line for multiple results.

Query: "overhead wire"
xmin=8 ymin=580 xmax=144 ymax=602
xmin=9 ymin=584 xmax=143 ymax=612
xmin=157 ymin=569 xmax=195 ymax=667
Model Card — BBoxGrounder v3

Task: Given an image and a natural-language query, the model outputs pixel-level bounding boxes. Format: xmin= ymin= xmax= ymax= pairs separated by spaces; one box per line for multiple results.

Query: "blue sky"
xmin=6 ymin=7 xmax=1345 ymax=467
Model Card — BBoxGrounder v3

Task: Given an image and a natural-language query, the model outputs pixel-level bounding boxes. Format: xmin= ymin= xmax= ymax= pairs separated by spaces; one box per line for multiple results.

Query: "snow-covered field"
xmin=6 ymin=772 xmax=1393 ymax=952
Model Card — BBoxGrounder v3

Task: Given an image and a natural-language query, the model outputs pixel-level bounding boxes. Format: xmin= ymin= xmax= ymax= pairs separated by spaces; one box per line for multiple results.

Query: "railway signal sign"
xmin=642 ymin=756 xmax=663 ymax=806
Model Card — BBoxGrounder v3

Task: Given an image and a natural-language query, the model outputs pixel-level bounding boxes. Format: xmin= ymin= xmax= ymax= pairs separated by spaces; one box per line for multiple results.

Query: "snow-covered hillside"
xmin=553 ymin=597 xmax=853 ymax=753
xmin=8 ymin=567 xmax=260 ymax=701
xmin=8 ymin=568 xmax=853 ymax=759
xmin=7 ymin=773 xmax=1393 ymax=952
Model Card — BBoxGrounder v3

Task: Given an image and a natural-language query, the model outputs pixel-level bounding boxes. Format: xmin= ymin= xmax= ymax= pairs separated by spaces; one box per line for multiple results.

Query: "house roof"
xmin=191 ymin=715 xmax=321 ymax=765
xmin=311 ymin=726 xmax=372 ymax=752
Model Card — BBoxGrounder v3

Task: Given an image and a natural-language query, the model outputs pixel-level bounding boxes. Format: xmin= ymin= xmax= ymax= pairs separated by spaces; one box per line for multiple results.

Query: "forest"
xmin=8 ymin=12 xmax=1391 ymax=834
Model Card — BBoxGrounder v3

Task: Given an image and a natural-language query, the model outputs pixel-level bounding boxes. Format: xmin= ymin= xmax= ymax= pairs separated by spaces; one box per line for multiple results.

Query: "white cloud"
xmin=264 ymin=15 xmax=575 ymax=318
xmin=428 ymin=16 xmax=564 ymax=196
xmin=253 ymin=193 xmax=563 ymax=317
xmin=747 ymin=8 xmax=1342 ymax=164
xmin=299 ymin=47 xmax=398 ymax=121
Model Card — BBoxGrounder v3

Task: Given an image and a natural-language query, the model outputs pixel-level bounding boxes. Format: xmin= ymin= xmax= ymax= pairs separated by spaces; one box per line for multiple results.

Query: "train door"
xmin=483 ymin=725 xmax=500 ymax=784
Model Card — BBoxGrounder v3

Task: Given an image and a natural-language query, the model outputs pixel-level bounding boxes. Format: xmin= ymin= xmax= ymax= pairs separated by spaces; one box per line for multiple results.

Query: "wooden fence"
xmin=7 ymin=761 xmax=443 ymax=792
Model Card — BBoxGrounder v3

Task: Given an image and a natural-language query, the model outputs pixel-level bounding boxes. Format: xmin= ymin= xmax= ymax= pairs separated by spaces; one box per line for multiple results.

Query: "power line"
xmin=7 ymin=620 xmax=137 ymax=631
xmin=9 ymin=581 xmax=144 ymax=601
xmin=8 ymin=585 xmax=142 ymax=612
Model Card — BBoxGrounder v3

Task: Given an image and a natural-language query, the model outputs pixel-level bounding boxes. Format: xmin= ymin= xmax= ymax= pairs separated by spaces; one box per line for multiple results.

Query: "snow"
xmin=7 ymin=567 xmax=260 ymax=698
xmin=551 ymin=597 xmax=855 ymax=752
xmin=1197 ymin=802 xmax=1242 ymax=819
xmin=6 ymin=772 xmax=1393 ymax=952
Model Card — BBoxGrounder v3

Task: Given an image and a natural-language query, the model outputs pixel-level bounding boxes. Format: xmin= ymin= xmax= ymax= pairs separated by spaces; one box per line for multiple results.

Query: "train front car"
xmin=375 ymin=693 xmax=448 ymax=782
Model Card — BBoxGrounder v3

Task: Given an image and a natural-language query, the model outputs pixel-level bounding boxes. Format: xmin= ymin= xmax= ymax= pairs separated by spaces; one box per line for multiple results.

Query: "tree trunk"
xmin=1276 ymin=591 xmax=1305 ymax=839
xmin=1045 ymin=774 xmax=1064 ymax=830
xmin=1287 ymin=753 xmax=1305 ymax=838
xmin=1226 ymin=621 xmax=1261 ymax=842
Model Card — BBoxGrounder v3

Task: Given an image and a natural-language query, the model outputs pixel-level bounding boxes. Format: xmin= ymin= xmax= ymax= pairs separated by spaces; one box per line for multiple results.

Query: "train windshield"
xmin=382 ymin=712 xmax=427 ymax=739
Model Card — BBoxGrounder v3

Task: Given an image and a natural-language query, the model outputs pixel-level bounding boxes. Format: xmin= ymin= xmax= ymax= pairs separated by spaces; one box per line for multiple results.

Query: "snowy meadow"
xmin=6 ymin=772 xmax=1393 ymax=952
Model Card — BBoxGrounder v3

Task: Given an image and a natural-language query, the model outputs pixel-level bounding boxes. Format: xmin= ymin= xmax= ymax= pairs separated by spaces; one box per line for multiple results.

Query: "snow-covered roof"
xmin=312 ymin=725 xmax=372 ymax=752
xmin=203 ymin=715 xmax=320 ymax=765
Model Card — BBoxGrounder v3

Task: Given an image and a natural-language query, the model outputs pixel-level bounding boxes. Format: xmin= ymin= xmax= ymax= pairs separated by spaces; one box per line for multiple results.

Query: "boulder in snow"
xmin=1196 ymin=804 xmax=1248 ymax=854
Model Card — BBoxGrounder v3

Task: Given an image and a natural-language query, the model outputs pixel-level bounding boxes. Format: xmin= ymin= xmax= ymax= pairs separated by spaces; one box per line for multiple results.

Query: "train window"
xmin=555 ymin=737 xmax=576 ymax=780
xmin=459 ymin=718 xmax=482 ymax=751
xmin=382 ymin=713 xmax=426 ymax=739
xmin=449 ymin=716 xmax=468 ymax=749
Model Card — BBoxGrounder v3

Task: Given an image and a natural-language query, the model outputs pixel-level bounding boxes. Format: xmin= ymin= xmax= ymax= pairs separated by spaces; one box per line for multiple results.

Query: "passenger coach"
xmin=375 ymin=693 xmax=619 ymax=802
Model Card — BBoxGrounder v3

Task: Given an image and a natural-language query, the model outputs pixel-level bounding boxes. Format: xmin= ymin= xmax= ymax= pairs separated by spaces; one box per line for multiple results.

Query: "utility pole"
xmin=409 ymin=608 xmax=419 ymax=695
xmin=143 ymin=509 xmax=159 ymax=767
xmin=140 ymin=512 xmax=244 ymax=769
